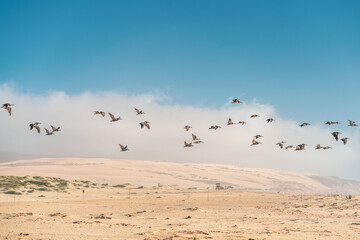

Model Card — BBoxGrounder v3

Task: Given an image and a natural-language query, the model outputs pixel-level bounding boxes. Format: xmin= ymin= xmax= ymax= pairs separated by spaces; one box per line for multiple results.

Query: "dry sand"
xmin=0 ymin=158 xmax=359 ymax=239
xmin=1 ymin=186 xmax=359 ymax=240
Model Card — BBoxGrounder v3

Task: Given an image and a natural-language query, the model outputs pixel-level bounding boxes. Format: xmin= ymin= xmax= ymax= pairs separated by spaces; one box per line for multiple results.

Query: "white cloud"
xmin=0 ymin=85 xmax=359 ymax=180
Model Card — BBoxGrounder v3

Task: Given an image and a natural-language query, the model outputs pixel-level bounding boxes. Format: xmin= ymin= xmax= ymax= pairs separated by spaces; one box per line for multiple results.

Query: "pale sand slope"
xmin=1 ymin=157 xmax=359 ymax=193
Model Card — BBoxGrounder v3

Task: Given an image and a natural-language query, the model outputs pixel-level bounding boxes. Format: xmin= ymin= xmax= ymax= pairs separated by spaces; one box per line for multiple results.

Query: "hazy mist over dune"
xmin=0 ymin=85 xmax=359 ymax=180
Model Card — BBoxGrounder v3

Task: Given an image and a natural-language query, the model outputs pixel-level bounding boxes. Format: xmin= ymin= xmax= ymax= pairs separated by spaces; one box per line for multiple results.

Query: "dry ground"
xmin=1 ymin=185 xmax=359 ymax=240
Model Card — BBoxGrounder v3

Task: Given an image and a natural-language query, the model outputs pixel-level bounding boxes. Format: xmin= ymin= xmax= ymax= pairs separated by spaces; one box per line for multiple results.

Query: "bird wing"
xmin=34 ymin=125 xmax=40 ymax=133
xmin=134 ymin=108 xmax=140 ymax=114
xmin=50 ymin=125 xmax=56 ymax=131
xmin=108 ymin=112 xmax=115 ymax=120
xmin=45 ymin=128 xmax=50 ymax=134
xmin=119 ymin=144 xmax=125 ymax=150
xmin=144 ymin=122 xmax=150 ymax=129
xmin=7 ymin=107 xmax=11 ymax=116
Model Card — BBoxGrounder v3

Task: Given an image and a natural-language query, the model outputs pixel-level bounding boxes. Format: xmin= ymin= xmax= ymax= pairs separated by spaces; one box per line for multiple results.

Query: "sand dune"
xmin=1 ymin=159 xmax=359 ymax=239
xmin=0 ymin=177 xmax=359 ymax=240
xmin=0 ymin=157 xmax=359 ymax=193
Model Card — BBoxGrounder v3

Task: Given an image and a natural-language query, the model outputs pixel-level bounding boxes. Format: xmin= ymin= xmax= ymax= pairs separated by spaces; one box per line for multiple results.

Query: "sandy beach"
xmin=0 ymin=158 xmax=359 ymax=239
xmin=1 ymin=185 xmax=359 ymax=240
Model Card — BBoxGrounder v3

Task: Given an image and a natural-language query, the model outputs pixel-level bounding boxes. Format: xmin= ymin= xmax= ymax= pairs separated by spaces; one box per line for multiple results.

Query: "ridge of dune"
xmin=0 ymin=157 xmax=359 ymax=193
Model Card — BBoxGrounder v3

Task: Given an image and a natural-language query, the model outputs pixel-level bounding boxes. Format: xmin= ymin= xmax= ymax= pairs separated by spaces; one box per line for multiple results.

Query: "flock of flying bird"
xmin=183 ymin=98 xmax=357 ymax=151
xmin=1 ymin=99 xmax=358 ymax=153
xmin=93 ymin=108 xmax=150 ymax=151
xmin=182 ymin=99 xmax=357 ymax=151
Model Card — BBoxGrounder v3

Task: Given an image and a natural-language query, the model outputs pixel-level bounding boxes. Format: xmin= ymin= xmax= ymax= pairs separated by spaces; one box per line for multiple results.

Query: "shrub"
xmin=4 ymin=190 xmax=21 ymax=195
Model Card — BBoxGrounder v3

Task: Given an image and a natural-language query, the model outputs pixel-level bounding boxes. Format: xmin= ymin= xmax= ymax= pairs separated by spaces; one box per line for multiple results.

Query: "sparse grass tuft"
xmin=0 ymin=175 xmax=105 ymax=195
xmin=4 ymin=190 xmax=22 ymax=195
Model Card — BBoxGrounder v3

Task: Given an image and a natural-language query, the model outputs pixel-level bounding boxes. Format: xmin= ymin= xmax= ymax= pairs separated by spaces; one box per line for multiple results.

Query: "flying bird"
xmin=315 ymin=144 xmax=323 ymax=150
xmin=184 ymin=141 xmax=193 ymax=147
xmin=193 ymin=140 xmax=204 ymax=144
xmin=341 ymin=137 xmax=349 ymax=145
xmin=254 ymin=134 xmax=263 ymax=139
xmin=140 ymin=121 xmax=151 ymax=129
xmin=108 ymin=112 xmax=122 ymax=122
xmin=209 ymin=125 xmax=221 ymax=130
xmin=94 ymin=111 xmax=105 ymax=117
xmin=322 ymin=146 xmax=332 ymax=150
xmin=250 ymin=114 xmax=260 ymax=118
xmin=266 ymin=118 xmax=275 ymax=123
xmin=192 ymin=134 xmax=199 ymax=141
xmin=326 ymin=121 xmax=340 ymax=125
xmin=348 ymin=120 xmax=358 ymax=127
xmin=295 ymin=144 xmax=307 ymax=151
xmin=227 ymin=118 xmax=235 ymax=126
xmin=238 ymin=121 xmax=246 ymax=125
xmin=134 ymin=108 xmax=144 ymax=115
xmin=251 ymin=139 xmax=261 ymax=146
xmin=1 ymin=103 xmax=14 ymax=116
xmin=276 ymin=141 xmax=286 ymax=149
xmin=184 ymin=125 xmax=192 ymax=131
xmin=285 ymin=145 xmax=294 ymax=150
xmin=119 ymin=144 xmax=129 ymax=152
xmin=294 ymin=143 xmax=306 ymax=151
xmin=231 ymin=99 xmax=242 ymax=104
xmin=300 ymin=123 xmax=310 ymax=127
xmin=50 ymin=125 xmax=61 ymax=132
xmin=45 ymin=128 xmax=54 ymax=136
xmin=332 ymin=132 xmax=341 ymax=141
xmin=29 ymin=123 xmax=41 ymax=133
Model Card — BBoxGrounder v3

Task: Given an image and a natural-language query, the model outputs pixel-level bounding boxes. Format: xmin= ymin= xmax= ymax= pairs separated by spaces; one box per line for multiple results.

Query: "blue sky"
xmin=1 ymin=0 xmax=359 ymax=123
